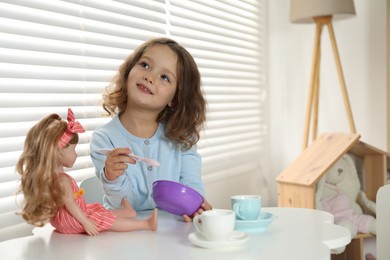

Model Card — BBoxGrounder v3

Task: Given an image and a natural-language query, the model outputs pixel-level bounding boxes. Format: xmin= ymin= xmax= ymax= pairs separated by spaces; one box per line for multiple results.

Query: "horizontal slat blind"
xmin=0 ymin=0 xmax=265 ymax=240
xmin=168 ymin=0 xmax=266 ymax=181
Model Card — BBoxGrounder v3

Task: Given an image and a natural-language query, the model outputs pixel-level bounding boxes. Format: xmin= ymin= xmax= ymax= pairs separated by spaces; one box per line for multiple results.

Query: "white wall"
xmin=204 ymin=169 xmax=269 ymax=210
xmin=267 ymin=0 xmax=387 ymax=206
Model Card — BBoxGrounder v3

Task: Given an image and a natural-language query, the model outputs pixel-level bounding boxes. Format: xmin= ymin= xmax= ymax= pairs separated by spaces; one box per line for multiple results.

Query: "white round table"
xmin=0 ymin=207 xmax=350 ymax=260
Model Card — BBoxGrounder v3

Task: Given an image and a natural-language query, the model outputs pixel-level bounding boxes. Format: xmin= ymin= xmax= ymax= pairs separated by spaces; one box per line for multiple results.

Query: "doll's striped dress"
xmin=50 ymin=173 xmax=116 ymax=234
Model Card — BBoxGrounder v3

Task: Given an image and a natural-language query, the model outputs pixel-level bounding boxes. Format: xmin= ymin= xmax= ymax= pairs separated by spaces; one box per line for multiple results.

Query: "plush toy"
xmin=316 ymin=153 xmax=376 ymax=239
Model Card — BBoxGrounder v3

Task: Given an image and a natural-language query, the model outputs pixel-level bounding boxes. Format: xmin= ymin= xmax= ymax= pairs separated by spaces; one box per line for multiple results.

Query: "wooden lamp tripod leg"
xmin=312 ymin=37 xmax=321 ymax=143
xmin=302 ymin=21 xmax=324 ymax=149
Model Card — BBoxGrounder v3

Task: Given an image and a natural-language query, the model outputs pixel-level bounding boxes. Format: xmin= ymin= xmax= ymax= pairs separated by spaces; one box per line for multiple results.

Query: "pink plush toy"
xmin=316 ymin=154 xmax=376 ymax=238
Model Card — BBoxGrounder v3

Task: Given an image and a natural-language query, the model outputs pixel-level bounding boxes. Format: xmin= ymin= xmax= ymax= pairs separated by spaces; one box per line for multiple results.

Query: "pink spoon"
xmin=98 ymin=149 xmax=160 ymax=167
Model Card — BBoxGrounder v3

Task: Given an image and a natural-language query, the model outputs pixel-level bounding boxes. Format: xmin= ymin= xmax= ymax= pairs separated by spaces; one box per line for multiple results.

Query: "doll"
xmin=17 ymin=108 xmax=157 ymax=236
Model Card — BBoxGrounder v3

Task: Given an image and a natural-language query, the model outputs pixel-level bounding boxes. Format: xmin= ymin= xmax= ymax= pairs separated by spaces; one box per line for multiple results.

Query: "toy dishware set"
xmin=186 ymin=194 xmax=276 ymax=249
xmin=98 ymin=148 xmax=276 ymax=249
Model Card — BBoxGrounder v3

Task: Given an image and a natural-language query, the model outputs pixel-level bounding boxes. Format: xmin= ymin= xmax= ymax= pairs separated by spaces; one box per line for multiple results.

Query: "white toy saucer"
xmin=188 ymin=230 xmax=249 ymax=249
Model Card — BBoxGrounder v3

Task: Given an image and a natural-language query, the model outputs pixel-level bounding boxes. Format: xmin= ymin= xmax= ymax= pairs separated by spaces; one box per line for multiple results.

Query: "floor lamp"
xmin=290 ymin=0 xmax=357 ymax=149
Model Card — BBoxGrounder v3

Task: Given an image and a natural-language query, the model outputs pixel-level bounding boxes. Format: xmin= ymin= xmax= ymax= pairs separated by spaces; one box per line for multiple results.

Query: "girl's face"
xmin=126 ymin=44 xmax=178 ymax=113
xmin=60 ymin=144 xmax=77 ymax=168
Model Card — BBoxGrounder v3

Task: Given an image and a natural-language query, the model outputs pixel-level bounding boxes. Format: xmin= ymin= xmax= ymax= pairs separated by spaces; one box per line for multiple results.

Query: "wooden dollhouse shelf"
xmin=276 ymin=132 xmax=389 ymax=260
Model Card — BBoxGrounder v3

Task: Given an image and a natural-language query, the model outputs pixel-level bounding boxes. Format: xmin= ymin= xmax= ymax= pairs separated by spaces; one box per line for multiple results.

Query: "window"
xmin=0 ymin=0 xmax=266 ymax=239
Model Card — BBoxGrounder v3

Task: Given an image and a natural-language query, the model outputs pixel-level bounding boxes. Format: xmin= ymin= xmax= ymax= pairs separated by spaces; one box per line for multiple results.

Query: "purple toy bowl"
xmin=152 ymin=180 xmax=204 ymax=216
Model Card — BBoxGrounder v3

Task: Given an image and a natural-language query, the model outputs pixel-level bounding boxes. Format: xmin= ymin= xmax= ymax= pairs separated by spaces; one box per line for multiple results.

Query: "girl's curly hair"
xmin=103 ymin=38 xmax=206 ymax=150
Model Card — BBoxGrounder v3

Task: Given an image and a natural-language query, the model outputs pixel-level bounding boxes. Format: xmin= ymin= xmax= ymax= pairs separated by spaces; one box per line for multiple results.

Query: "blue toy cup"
xmin=231 ymin=195 xmax=262 ymax=221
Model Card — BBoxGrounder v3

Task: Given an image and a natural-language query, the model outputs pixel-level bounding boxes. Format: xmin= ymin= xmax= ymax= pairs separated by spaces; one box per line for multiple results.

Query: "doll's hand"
xmin=83 ymin=219 xmax=100 ymax=236
xmin=182 ymin=199 xmax=212 ymax=222
xmin=104 ymin=147 xmax=136 ymax=181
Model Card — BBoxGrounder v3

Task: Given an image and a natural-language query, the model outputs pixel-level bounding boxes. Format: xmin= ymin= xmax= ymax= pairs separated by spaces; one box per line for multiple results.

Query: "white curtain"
xmin=0 ymin=0 xmax=266 ymax=240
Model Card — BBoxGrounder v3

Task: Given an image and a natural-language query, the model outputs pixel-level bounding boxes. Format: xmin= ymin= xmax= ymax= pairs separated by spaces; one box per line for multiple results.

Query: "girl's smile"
xmin=136 ymin=82 xmax=153 ymax=95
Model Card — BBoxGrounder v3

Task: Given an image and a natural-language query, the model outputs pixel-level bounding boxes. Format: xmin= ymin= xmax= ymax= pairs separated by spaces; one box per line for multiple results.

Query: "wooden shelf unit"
xmin=276 ymin=132 xmax=389 ymax=260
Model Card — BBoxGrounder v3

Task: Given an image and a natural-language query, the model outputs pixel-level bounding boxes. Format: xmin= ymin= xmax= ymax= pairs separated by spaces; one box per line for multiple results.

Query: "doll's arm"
xmin=61 ymin=176 xmax=100 ymax=236
xmin=357 ymin=190 xmax=376 ymax=217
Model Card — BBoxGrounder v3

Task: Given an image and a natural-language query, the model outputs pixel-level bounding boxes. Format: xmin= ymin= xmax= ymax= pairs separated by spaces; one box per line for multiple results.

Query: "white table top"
xmin=0 ymin=207 xmax=350 ymax=260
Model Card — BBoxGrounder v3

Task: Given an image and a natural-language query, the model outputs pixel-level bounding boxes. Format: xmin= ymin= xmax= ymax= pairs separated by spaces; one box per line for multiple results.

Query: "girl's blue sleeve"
xmin=179 ymin=145 xmax=206 ymax=196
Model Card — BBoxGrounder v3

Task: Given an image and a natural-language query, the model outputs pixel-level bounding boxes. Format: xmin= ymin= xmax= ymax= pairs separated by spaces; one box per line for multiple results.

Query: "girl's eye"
xmin=161 ymin=75 xmax=170 ymax=82
xmin=140 ymin=61 xmax=149 ymax=69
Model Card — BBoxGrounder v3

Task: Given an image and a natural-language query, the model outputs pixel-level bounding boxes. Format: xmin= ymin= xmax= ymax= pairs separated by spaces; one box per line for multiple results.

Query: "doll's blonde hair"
xmin=16 ymin=114 xmax=79 ymax=227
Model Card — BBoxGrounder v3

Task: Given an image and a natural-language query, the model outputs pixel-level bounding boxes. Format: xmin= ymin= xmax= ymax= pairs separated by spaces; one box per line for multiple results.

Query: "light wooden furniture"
xmin=277 ymin=132 xmax=390 ymax=260
xmin=302 ymin=15 xmax=356 ymax=149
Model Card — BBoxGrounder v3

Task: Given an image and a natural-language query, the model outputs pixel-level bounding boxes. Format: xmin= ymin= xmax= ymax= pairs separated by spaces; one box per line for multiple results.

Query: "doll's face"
xmin=60 ymin=144 xmax=77 ymax=168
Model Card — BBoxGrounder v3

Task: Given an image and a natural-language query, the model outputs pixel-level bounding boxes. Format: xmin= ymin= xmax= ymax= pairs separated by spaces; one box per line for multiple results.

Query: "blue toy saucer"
xmin=234 ymin=212 xmax=277 ymax=233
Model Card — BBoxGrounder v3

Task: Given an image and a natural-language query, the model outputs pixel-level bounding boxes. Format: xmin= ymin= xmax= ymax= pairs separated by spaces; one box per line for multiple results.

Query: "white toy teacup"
xmin=193 ymin=209 xmax=235 ymax=241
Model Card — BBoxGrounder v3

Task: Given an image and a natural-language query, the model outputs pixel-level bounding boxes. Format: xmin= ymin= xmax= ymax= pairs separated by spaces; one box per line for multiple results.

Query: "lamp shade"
xmin=290 ymin=0 xmax=356 ymax=23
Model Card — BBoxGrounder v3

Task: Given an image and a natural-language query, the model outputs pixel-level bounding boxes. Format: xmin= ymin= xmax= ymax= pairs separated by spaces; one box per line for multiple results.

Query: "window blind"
xmin=0 ymin=0 xmax=266 ymax=240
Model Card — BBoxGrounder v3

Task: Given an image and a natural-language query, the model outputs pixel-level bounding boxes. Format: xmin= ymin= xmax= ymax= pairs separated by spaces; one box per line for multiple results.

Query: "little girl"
xmin=17 ymin=108 xmax=157 ymax=235
xmin=89 ymin=37 xmax=212 ymax=222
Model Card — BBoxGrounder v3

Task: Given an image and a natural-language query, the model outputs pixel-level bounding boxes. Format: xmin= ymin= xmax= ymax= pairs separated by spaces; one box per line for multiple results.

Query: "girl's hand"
xmin=182 ymin=199 xmax=212 ymax=222
xmin=104 ymin=147 xmax=136 ymax=181
xmin=83 ymin=219 xmax=100 ymax=236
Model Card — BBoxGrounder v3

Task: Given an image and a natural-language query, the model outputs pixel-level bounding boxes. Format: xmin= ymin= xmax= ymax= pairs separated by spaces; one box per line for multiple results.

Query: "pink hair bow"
xmin=58 ymin=108 xmax=85 ymax=148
